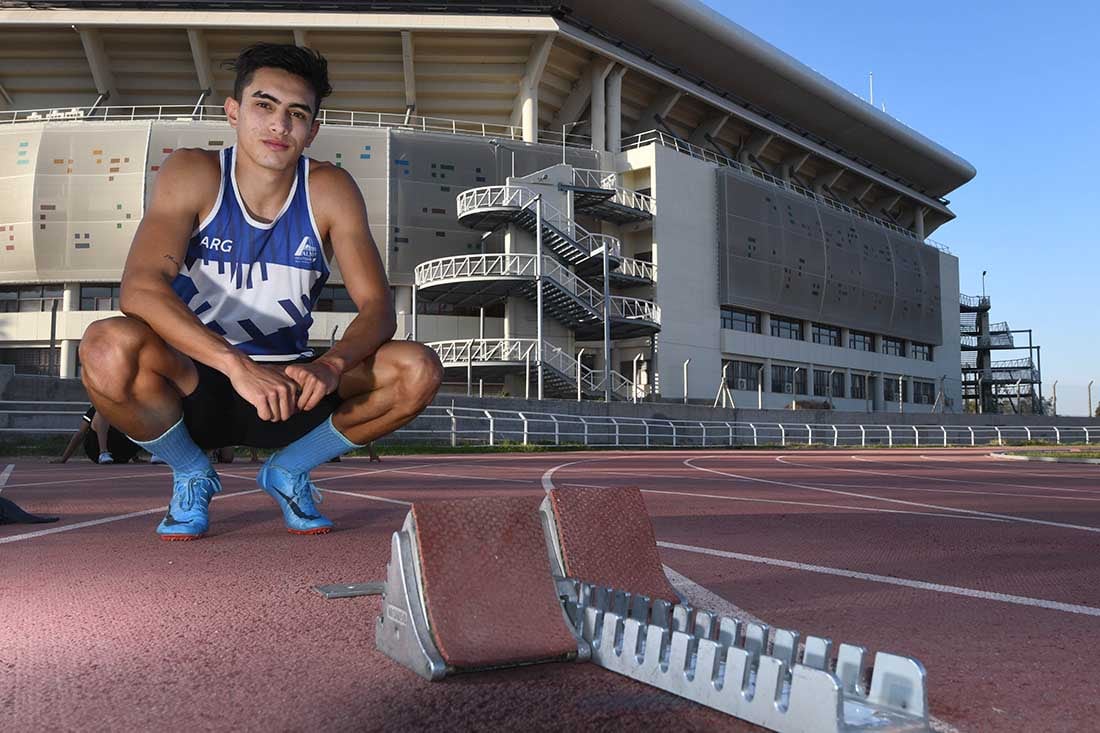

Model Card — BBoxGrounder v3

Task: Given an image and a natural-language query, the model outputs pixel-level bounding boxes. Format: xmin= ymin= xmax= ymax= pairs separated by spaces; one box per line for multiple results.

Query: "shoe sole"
xmin=288 ymin=527 xmax=332 ymax=536
xmin=159 ymin=533 xmax=204 ymax=541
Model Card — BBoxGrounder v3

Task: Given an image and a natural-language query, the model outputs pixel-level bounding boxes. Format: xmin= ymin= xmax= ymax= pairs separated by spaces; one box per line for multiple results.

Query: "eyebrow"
xmin=250 ymin=90 xmax=313 ymax=114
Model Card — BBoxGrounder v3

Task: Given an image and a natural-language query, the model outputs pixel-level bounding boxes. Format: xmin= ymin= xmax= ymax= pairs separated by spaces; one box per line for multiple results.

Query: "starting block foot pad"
xmin=376 ymin=495 xmax=586 ymax=679
xmin=542 ymin=486 xmax=680 ymax=604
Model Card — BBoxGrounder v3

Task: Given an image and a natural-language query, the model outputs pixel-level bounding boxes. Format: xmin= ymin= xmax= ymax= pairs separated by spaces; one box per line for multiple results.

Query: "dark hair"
xmin=225 ymin=43 xmax=333 ymax=116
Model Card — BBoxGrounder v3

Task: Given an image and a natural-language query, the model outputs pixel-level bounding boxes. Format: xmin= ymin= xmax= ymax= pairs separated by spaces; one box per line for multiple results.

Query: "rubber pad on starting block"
xmin=541 ymin=486 xmax=680 ymax=604
xmin=376 ymin=495 xmax=586 ymax=679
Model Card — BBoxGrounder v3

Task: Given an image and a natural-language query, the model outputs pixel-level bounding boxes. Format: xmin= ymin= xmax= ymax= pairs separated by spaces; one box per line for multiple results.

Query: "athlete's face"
xmin=226 ymin=67 xmax=320 ymax=172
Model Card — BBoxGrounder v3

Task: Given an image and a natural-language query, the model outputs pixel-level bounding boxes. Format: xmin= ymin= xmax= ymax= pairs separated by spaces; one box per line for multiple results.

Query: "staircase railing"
xmin=615 ymin=256 xmax=657 ymax=282
xmin=572 ymin=168 xmax=657 ymax=215
xmin=456 ymin=185 xmax=623 ymax=258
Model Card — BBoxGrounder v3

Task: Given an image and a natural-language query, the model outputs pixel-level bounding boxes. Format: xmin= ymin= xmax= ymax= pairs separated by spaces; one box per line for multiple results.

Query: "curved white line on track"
xmin=658 ymin=541 xmax=1100 ymax=618
xmin=686 ymin=457 xmax=1100 ymax=534
xmin=561 ymin=484 xmax=1005 ymax=522
xmin=323 ymin=489 xmax=411 ymax=507
xmin=0 ymin=464 xmax=13 ymax=494
xmin=839 ymin=455 xmax=1100 ymax=494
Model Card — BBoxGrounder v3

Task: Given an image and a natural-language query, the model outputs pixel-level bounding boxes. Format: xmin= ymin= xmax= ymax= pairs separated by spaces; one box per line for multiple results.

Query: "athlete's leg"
xmin=80 ymin=317 xmax=219 ymax=540
xmin=79 ymin=316 xmax=198 ymax=440
xmin=331 ymin=341 xmax=444 ymax=444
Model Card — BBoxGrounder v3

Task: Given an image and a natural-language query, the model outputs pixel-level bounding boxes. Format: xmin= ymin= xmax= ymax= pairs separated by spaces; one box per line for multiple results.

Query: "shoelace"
xmin=291 ymin=473 xmax=324 ymax=507
xmin=175 ymin=474 xmax=221 ymax=512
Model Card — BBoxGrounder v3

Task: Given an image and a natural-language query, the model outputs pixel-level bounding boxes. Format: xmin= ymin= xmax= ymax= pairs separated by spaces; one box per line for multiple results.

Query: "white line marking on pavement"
xmin=0 ymin=487 xmax=262 ymax=545
xmin=658 ymin=541 xmax=1100 ymax=618
xmin=1 ymin=470 xmax=167 ymax=491
xmin=0 ymin=464 xmax=13 ymax=494
xmin=323 ymin=489 xmax=411 ymax=507
xmin=663 ymin=565 xmax=767 ymax=626
xmin=688 ymin=457 xmax=1100 ymax=534
xmin=841 ymin=455 xmax=1100 ymax=494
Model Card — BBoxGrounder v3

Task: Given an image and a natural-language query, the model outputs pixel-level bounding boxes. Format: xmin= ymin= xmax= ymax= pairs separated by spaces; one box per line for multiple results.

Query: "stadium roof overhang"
xmin=560 ymin=0 xmax=975 ymax=200
xmin=0 ymin=0 xmax=973 ymax=221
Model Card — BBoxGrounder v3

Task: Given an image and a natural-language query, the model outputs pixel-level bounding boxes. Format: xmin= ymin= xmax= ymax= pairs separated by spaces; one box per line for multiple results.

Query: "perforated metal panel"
xmin=718 ymin=169 xmax=942 ymax=345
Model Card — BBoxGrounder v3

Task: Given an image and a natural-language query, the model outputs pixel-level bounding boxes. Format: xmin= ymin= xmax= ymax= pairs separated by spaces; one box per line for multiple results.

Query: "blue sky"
xmin=702 ymin=0 xmax=1099 ymax=401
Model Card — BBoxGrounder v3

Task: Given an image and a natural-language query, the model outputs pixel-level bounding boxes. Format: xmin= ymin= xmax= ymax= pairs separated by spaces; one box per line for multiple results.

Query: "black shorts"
xmin=181 ymin=357 xmax=342 ymax=450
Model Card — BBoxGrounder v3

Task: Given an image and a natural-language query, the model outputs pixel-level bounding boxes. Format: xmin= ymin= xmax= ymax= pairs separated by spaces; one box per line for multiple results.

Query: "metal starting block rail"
xmin=560 ymin=579 xmax=930 ymax=733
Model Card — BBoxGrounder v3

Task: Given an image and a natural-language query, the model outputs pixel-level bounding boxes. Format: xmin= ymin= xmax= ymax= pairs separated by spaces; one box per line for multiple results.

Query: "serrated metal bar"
xmin=567 ymin=580 xmax=930 ymax=733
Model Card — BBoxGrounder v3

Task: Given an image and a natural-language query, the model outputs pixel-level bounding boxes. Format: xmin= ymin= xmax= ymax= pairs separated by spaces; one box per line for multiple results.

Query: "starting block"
xmin=375 ymin=488 xmax=932 ymax=732
xmin=375 ymin=495 xmax=588 ymax=680
xmin=540 ymin=486 xmax=680 ymax=603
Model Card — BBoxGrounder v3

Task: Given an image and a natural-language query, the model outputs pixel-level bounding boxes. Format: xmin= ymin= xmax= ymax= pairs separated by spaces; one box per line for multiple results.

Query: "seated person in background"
xmin=53 ymin=407 xmax=142 ymax=464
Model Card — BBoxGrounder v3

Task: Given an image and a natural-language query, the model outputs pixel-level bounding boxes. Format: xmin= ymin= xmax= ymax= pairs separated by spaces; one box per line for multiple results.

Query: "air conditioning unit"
xmin=736 ymin=378 xmax=749 ymax=390
xmin=784 ymin=383 xmax=794 ymax=394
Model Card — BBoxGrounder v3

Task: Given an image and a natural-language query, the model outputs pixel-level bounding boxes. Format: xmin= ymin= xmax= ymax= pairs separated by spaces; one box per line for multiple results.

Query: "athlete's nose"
xmin=269 ymin=111 xmax=291 ymax=136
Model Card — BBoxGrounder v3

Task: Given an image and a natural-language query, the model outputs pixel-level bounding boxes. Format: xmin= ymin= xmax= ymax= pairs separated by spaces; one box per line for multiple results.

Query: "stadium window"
xmin=771 ymin=364 xmax=806 ymax=395
xmin=884 ymin=377 xmax=909 ymax=403
xmin=851 ymin=374 xmax=867 ymax=400
xmin=832 ymin=371 xmax=846 ymax=398
xmin=80 ymin=284 xmax=121 ymax=311
xmin=881 ymin=336 xmax=905 ymax=357
xmin=811 ymin=324 xmax=840 ymax=346
xmin=0 ymin=285 xmax=62 ymax=313
xmin=914 ymin=381 xmax=937 ymax=405
xmin=848 ymin=330 xmax=873 ymax=351
xmin=314 ymin=286 xmax=357 ymax=313
xmin=720 ymin=307 xmax=760 ymax=333
xmin=911 ymin=343 xmax=932 ymax=361
xmin=813 ymin=369 xmax=830 ymax=397
xmin=724 ymin=359 xmax=762 ymax=390
xmin=770 ymin=316 xmax=803 ymax=341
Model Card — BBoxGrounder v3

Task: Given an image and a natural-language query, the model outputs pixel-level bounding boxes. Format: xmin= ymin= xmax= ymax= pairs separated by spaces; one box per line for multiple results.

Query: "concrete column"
xmin=62 ymin=282 xmax=79 ymax=312
xmin=606 ymin=67 xmax=627 ymax=154
xmin=520 ymin=86 xmax=538 ymax=143
xmin=914 ymin=207 xmax=926 ymax=241
xmin=873 ymin=371 xmax=885 ymax=411
xmin=591 ymin=67 xmax=606 ymax=152
xmin=60 ymin=340 xmax=78 ymax=379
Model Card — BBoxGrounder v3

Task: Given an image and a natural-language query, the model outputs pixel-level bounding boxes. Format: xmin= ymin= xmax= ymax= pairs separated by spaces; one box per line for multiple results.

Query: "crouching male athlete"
xmin=80 ymin=44 xmax=442 ymax=540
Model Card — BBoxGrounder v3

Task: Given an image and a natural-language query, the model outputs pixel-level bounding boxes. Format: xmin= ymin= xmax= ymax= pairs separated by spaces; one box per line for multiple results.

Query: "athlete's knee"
xmin=394 ymin=343 xmax=443 ymax=415
xmin=79 ymin=317 xmax=156 ymax=400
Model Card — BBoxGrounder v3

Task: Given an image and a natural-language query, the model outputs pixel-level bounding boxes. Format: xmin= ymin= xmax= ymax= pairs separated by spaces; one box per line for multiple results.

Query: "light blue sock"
xmin=269 ymin=416 xmax=363 ymax=474
xmin=131 ymin=417 xmax=211 ymax=476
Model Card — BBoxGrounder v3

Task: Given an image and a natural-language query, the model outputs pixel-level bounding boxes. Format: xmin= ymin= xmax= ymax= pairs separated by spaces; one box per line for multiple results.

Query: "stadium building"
xmin=0 ymin=0 xmax=975 ymax=411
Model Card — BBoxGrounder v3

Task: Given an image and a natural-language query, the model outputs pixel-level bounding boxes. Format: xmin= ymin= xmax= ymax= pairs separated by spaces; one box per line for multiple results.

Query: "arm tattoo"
xmin=163 ymin=254 xmax=181 ymax=273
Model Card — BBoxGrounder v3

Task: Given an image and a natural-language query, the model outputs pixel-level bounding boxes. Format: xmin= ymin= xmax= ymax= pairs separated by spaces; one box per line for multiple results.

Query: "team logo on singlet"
xmin=200 ymin=235 xmax=233 ymax=253
xmin=293 ymin=235 xmax=318 ymax=264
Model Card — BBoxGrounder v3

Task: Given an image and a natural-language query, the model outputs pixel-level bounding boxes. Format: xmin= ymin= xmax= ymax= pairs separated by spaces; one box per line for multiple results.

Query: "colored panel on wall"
xmin=0 ymin=124 xmax=44 ymax=281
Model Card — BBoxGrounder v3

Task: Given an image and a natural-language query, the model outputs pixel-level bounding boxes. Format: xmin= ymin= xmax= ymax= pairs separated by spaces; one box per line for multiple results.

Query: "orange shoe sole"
xmin=160 ymin=533 xmax=204 ymax=542
xmin=288 ymin=527 xmax=332 ymax=536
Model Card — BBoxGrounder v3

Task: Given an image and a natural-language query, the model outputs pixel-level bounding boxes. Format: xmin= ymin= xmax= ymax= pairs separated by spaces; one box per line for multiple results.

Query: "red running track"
xmin=2 ymin=448 xmax=1099 ymax=732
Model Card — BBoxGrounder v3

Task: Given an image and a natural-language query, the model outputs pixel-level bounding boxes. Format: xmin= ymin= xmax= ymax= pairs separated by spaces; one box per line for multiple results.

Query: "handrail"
xmin=414 ymin=253 xmax=660 ymax=326
xmin=614 ymin=256 xmax=657 ymax=282
xmin=1 ymin=104 xmax=524 ymax=141
xmin=959 ymin=293 xmax=991 ymax=309
xmin=425 ymin=338 xmax=636 ymax=400
xmin=572 ymin=168 xmax=656 ymax=215
xmin=621 ymin=129 xmax=948 ymax=252
xmin=456 ymin=185 xmax=623 ymax=258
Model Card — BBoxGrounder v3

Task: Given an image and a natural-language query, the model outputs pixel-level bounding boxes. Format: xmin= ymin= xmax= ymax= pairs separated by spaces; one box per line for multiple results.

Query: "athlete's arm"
xmin=119 ymin=149 xmax=301 ymax=422
xmin=51 ymin=421 xmax=90 ymax=463
xmin=286 ymin=164 xmax=395 ymax=410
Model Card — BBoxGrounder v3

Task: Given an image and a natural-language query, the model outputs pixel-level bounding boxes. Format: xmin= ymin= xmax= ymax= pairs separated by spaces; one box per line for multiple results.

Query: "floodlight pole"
xmin=682 ymin=358 xmax=691 ymax=404
xmin=1052 ymin=380 xmax=1058 ymax=417
xmin=535 ymin=195 xmax=544 ymax=401
xmin=1090 ymin=380 xmax=1095 ymax=418
xmin=602 ymin=239 xmax=612 ymax=402
xmin=576 ymin=348 xmax=585 ymax=401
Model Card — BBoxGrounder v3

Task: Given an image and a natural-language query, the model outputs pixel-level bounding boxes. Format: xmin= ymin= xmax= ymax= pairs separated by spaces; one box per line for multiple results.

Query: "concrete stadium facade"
xmin=0 ymin=0 xmax=974 ymax=411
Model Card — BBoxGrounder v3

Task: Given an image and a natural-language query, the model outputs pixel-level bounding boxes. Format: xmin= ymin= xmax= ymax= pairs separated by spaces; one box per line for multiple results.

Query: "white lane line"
xmin=840 ymin=455 xmax=1100 ymax=494
xmin=323 ymin=489 xmax=412 ymax=507
xmin=0 ymin=486 xmax=262 ymax=545
xmin=312 ymin=462 xmax=441 ymax=484
xmin=1 ymin=470 xmax=168 ymax=491
xmin=689 ymin=457 xmax=1100 ymax=534
xmin=659 ymin=541 xmax=1100 ymax=618
xmin=560 ymin=483 xmax=1006 ymax=523
xmin=0 ymin=464 xmax=13 ymax=494
xmin=663 ymin=565 xmax=768 ymax=628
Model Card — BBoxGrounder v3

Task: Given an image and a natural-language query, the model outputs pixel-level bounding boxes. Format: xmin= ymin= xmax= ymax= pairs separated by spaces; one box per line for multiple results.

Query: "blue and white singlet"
xmin=171 ymin=146 xmax=329 ymax=362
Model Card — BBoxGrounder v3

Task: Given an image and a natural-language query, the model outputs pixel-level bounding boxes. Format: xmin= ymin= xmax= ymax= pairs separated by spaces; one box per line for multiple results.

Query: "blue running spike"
xmin=256 ymin=462 xmax=333 ymax=535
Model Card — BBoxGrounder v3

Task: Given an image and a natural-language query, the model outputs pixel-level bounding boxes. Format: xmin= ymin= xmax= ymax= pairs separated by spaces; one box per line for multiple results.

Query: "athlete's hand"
xmin=284 ymin=359 xmax=343 ymax=412
xmin=226 ymin=360 xmax=302 ymax=422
